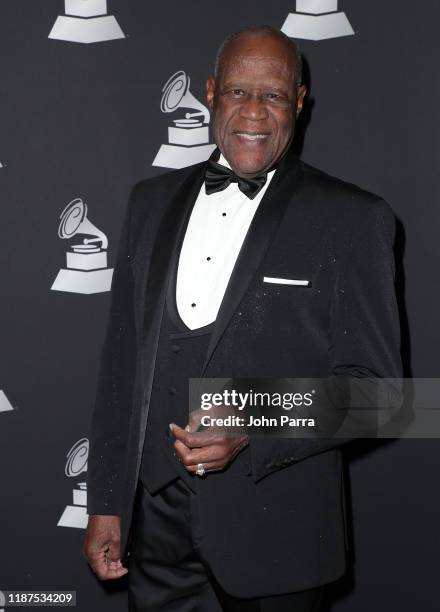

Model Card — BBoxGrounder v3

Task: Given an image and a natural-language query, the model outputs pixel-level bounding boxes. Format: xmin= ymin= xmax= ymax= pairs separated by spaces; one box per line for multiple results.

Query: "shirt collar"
xmin=218 ymin=152 xmax=232 ymax=169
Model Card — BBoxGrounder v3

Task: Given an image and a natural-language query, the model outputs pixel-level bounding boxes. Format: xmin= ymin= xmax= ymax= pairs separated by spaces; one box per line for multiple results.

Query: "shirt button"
xmin=191 ymin=303 xmax=196 ymax=308
xmin=222 ymin=212 xmax=227 ymax=217
xmin=206 ymin=257 xmax=212 ymax=261
xmin=168 ymin=386 xmax=177 ymax=396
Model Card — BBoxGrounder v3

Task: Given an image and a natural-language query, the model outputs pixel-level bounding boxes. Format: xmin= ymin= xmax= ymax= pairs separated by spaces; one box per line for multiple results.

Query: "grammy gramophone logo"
xmin=57 ymin=438 xmax=89 ymax=529
xmin=0 ymin=390 xmax=14 ymax=413
xmin=281 ymin=0 xmax=354 ymax=41
xmin=51 ymin=198 xmax=113 ymax=295
xmin=153 ymin=70 xmax=216 ymax=169
xmin=49 ymin=0 xmax=125 ymax=44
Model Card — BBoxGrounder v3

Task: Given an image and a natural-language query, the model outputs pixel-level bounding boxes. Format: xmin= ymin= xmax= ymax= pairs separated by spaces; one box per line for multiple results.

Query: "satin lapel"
xmin=201 ymin=147 xmax=301 ymax=375
xmin=140 ymin=166 xmax=205 ymax=342
xmin=139 ymin=149 xmax=221 ymax=344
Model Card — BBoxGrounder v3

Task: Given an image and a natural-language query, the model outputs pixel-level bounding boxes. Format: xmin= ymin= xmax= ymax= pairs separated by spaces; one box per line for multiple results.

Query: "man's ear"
xmin=296 ymin=84 xmax=307 ymax=118
xmin=206 ymin=76 xmax=215 ymax=113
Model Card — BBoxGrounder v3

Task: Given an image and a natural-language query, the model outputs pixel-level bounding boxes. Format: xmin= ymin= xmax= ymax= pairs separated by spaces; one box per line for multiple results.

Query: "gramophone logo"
xmin=153 ymin=70 xmax=216 ymax=169
xmin=57 ymin=438 xmax=89 ymax=529
xmin=281 ymin=0 xmax=354 ymax=41
xmin=0 ymin=390 xmax=14 ymax=413
xmin=49 ymin=0 xmax=125 ymax=44
xmin=51 ymin=198 xmax=113 ymax=294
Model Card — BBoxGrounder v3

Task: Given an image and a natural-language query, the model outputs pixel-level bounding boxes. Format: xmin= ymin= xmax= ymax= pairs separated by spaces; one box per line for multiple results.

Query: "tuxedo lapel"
xmin=140 ymin=166 xmax=205 ymax=342
xmin=139 ymin=147 xmax=221 ymax=347
xmin=201 ymin=146 xmax=301 ymax=375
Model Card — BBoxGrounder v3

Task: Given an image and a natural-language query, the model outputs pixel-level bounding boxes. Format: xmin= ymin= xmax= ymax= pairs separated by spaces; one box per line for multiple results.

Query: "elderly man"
xmin=83 ymin=25 xmax=401 ymax=612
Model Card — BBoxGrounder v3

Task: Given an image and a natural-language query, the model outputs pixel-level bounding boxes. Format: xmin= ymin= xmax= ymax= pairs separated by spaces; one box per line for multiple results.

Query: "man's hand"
xmin=170 ymin=406 xmax=249 ymax=474
xmin=83 ymin=515 xmax=128 ymax=580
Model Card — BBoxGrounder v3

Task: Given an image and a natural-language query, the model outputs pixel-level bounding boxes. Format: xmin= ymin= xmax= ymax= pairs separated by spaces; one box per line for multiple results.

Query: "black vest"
xmin=140 ymin=209 xmax=214 ymax=495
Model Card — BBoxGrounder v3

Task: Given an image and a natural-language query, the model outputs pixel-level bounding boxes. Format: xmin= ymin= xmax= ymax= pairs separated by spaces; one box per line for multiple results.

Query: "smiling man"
xmin=83 ymin=25 xmax=401 ymax=612
xmin=208 ymin=28 xmax=306 ymax=178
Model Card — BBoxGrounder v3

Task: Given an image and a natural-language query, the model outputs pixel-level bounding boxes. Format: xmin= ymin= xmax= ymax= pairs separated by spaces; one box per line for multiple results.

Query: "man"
xmin=83 ymin=25 xmax=401 ymax=612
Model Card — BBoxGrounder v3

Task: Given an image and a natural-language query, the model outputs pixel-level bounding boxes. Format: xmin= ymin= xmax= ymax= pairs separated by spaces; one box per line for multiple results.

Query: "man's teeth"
xmin=235 ymin=133 xmax=268 ymax=140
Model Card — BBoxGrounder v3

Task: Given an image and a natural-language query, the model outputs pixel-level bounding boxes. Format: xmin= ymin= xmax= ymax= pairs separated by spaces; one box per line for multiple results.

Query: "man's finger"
xmin=170 ymin=423 xmax=227 ymax=448
xmin=98 ymin=565 xmax=129 ymax=580
xmin=174 ymin=438 xmax=227 ymax=466
xmin=107 ymin=540 xmax=122 ymax=566
xmin=186 ymin=407 xmax=239 ymax=434
xmin=186 ymin=410 xmax=204 ymax=433
xmin=87 ymin=550 xmax=128 ymax=580
xmin=187 ymin=459 xmax=226 ymax=474
xmin=106 ymin=554 xmax=127 ymax=573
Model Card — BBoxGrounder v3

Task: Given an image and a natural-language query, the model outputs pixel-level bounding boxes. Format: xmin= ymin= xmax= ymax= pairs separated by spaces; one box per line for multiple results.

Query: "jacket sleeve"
xmin=86 ymin=186 xmax=139 ymax=515
xmin=249 ymin=198 xmax=403 ymax=482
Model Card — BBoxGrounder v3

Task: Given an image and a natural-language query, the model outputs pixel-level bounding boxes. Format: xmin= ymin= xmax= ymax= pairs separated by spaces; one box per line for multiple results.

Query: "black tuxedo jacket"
xmin=87 ymin=146 xmax=402 ymax=597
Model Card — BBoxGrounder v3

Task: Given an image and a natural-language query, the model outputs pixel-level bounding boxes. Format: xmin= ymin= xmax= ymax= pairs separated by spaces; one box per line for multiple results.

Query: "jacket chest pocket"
xmin=239 ymin=270 xmax=330 ymax=337
xmin=260 ymin=272 xmax=318 ymax=300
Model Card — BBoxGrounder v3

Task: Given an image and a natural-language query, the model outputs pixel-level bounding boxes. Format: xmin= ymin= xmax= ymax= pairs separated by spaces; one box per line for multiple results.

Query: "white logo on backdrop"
xmin=0 ymin=390 xmax=14 ymax=413
xmin=51 ymin=198 xmax=113 ymax=294
xmin=153 ymin=70 xmax=216 ymax=169
xmin=282 ymin=0 xmax=354 ymax=41
xmin=49 ymin=0 xmax=125 ymax=44
xmin=58 ymin=438 xmax=89 ymax=529
xmin=0 ymin=590 xmax=5 ymax=612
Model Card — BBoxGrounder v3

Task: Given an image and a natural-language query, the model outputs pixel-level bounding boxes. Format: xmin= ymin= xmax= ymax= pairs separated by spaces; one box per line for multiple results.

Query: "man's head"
xmin=207 ymin=25 xmax=307 ymax=178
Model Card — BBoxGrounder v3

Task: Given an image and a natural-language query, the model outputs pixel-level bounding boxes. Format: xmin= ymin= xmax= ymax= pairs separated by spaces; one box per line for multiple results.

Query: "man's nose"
xmin=239 ymin=94 xmax=268 ymax=121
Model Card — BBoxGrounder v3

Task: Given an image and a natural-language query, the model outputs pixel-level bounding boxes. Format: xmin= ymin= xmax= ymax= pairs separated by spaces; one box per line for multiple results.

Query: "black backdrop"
xmin=1 ymin=2 xmax=439 ymax=611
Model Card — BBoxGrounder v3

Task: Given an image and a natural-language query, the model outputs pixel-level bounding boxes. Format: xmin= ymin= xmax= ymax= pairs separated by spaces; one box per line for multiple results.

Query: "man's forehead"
xmin=222 ymin=53 xmax=293 ymax=77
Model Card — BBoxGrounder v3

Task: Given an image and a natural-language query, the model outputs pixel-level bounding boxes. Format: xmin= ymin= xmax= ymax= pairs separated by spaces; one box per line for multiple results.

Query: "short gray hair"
xmin=214 ymin=25 xmax=303 ymax=88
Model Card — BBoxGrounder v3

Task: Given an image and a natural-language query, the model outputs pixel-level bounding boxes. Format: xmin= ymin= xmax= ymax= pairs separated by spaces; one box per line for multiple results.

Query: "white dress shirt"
xmin=176 ymin=153 xmax=276 ymax=330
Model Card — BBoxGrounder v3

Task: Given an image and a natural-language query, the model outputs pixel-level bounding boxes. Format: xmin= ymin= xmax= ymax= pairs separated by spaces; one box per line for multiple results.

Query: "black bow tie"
xmin=205 ymin=160 xmax=268 ymax=200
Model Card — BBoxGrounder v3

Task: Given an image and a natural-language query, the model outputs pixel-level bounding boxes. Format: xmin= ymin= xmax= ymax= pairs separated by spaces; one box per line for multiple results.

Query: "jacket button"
xmin=171 ymin=344 xmax=181 ymax=353
xmin=168 ymin=386 xmax=177 ymax=396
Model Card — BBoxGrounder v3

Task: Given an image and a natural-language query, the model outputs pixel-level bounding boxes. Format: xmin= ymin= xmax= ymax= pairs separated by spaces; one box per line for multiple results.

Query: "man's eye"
xmin=266 ymin=92 xmax=281 ymax=100
xmin=231 ymin=89 xmax=245 ymax=96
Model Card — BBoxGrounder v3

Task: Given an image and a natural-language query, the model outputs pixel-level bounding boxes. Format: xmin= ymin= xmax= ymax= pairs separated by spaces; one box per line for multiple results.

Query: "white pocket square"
xmin=263 ymin=276 xmax=311 ymax=287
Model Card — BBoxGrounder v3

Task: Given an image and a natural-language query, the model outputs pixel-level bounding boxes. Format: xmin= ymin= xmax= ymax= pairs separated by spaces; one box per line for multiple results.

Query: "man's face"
xmin=206 ymin=35 xmax=307 ymax=178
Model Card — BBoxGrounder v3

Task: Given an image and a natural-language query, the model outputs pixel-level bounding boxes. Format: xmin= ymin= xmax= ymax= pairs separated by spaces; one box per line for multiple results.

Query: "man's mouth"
xmin=233 ymin=131 xmax=270 ymax=141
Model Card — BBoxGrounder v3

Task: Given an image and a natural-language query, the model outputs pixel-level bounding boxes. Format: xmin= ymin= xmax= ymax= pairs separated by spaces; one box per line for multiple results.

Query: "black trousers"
xmin=127 ymin=478 xmax=325 ymax=612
